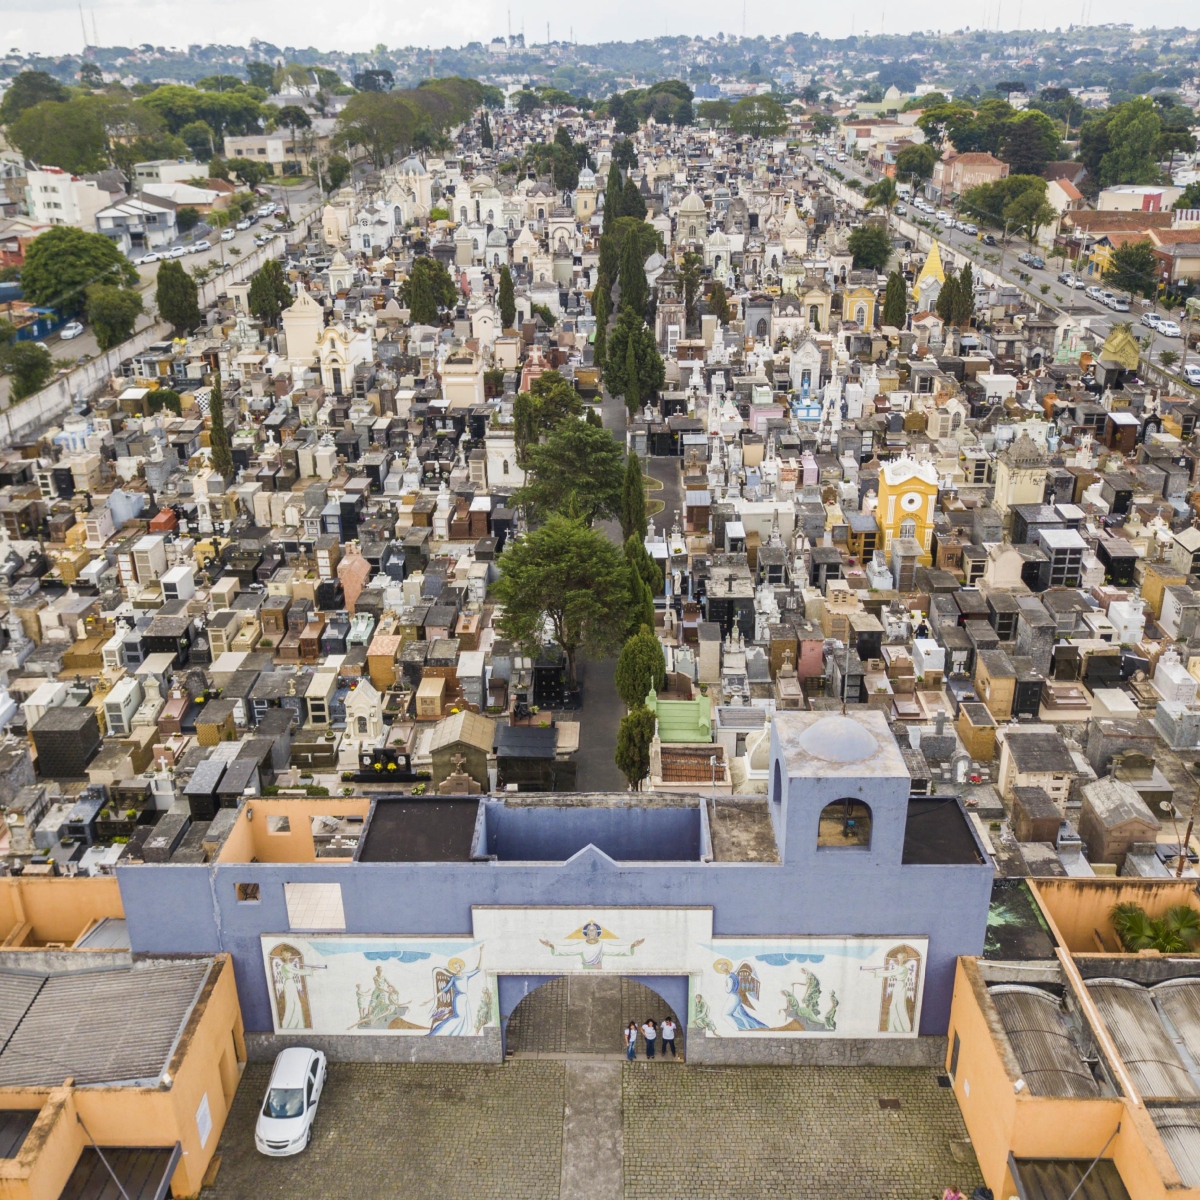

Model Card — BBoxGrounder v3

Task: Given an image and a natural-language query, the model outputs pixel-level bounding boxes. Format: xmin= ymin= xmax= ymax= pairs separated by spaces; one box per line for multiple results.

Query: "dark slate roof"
xmin=0 ymin=960 xmax=212 ymax=1087
xmin=495 ymin=725 xmax=558 ymax=758
xmin=1005 ymin=731 xmax=1075 ymax=774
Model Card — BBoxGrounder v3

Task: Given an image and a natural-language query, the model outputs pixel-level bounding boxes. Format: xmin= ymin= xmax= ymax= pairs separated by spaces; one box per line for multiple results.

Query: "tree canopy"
xmin=512 ymin=370 xmax=583 ymax=466
xmin=615 ymin=625 xmax=666 ymax=709
xmin=605 ymin=308 xmax=665 ymax=414
xmin=1104 ymin=239 xmax=1158 ymax=298
xmin=514 ymin=419 xmax=625 ymax=526
xmin=400 ymin=256 xmax=457 ymax=324
xmin=86 ymin=284 xmax=143 ymax=351
xmin=730 ymin=95 xmax=787 ymax=138
xmin=492 ymin=516 xmax=633 ymax=689
xmin=21 ymin=227 xmax=137 ymax=314
xmin=247 ymin=259 xmax=291 ymax=326
xmin=847 ymin=225 xmax=893 ymax=272
xmin=156 ymin=260 xmax=201 ymax=336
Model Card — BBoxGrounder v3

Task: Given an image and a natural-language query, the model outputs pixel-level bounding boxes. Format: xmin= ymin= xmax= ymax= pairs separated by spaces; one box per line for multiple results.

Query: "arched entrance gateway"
xmin=502 ymin=975 xmax=685 ymax=1057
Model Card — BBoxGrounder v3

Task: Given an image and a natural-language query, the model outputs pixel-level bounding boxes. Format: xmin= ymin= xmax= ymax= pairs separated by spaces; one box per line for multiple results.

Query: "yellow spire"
xmin=913 ymin=241 xmax=945 ymax=297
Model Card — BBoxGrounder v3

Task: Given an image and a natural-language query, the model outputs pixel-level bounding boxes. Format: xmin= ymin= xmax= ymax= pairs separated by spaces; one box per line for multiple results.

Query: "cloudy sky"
xmin=0 ymin=0 xmax=1186 ymax=58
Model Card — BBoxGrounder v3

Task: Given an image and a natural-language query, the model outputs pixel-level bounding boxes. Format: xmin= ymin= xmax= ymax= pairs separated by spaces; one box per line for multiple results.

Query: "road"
xmin=0 ymin=180 xmax=320 ymax=407
xmin=798 ymin=143 xmax=1194 ymax=379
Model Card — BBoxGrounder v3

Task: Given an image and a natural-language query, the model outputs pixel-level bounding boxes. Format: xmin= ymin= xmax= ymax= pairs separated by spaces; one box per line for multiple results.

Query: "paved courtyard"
xmin=205 ymin=1059 xmax=979 ymax=1200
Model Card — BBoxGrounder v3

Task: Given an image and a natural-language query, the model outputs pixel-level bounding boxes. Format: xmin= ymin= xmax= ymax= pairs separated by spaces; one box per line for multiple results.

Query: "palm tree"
xmin=865 ymin=177 xmax=899 ymax=226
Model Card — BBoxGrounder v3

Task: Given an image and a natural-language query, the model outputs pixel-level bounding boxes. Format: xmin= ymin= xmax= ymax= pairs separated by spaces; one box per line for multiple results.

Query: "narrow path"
xmin=559 ymin=1060 xmax=623 ymax=1200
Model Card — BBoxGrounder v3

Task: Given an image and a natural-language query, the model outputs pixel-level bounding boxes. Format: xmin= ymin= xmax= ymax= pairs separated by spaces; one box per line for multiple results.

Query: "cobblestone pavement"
xmin=206 ymin=1061 xmax=566 ymax=1200
xmin=622 ymin=1064 xmax=981 ymax=1200
xmin=205 ymin=1060 xmax=978 ymax=1200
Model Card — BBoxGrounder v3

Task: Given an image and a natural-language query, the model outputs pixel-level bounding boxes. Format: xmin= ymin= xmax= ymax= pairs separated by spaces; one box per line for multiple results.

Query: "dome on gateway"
xmin=796 ymin=716 xmax=879 ymax=764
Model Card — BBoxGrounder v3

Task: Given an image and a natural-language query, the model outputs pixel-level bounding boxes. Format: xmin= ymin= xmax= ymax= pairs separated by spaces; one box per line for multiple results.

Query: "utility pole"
xmin=78 ymin=2 xmax=89 ymax=50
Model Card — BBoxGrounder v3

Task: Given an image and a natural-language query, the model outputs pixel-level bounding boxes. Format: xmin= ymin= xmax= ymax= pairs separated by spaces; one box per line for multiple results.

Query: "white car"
xmin=962 ymin=222 xmax=978 ymax=235
xmin=136 ymin=252 xmax=161 ymax=265
xmin=255 ymin=1047 xmax=326 ymax=1157
xmin=1142 ymin=312 xmax=1163 ymax=330
xmin=190 ymin=240 xmax=211 ymax=254
xmin=1085 ymin=285 xmax=1105 ymax=301
xmin=1184 ymin=364 xmax=1200 ymax=386
xmin=220 ymin=229 xmax=236 ymax=242
xmin=167 ymin=246 xmax=187 ymax=260
xmin=1159 ymin=320 xmax=1182 ymax=338
xmin=59 ymin=321 xmax=84 ymax=340
xmin=236 ymin=218 xmax=252 ymax=231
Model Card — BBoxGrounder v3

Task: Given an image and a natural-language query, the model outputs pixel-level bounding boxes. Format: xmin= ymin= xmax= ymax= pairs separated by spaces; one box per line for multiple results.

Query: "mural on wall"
xmin=261 ymin=909 xmax=926 ymax=1039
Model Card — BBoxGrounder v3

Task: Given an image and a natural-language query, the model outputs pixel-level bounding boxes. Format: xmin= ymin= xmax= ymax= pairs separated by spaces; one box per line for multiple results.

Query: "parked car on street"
xmin=1142 ymin=312 xmax=1164 ymax=330
xmin=255 ymin=1047 xmax=326 ymax=1157
xmin=1160 ymin=320 xmax=1182 ymax=338
xmin=190 ymin=240 xmax=211 ymax=254
xmin=1184 ymin=364 xmax=1200 ymax=386
xmin=59 ymin=321 xmax=84 ymax=340
xmin=236 ymin=219 xmax=252 ymax=231
xmin=982 ymin=233 xmax=996 ymax=246
xmin=221 ymin=229 xmax=236 ymax=241
xmin=136 ymin=252 xmax=161 ymax=265
xmin=167 ymin=246 xmax=187 ymax=259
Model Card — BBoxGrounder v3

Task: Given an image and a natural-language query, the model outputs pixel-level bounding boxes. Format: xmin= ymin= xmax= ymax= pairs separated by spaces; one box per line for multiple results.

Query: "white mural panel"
xmin=261 ymin=907 xmax=927 ymax=1039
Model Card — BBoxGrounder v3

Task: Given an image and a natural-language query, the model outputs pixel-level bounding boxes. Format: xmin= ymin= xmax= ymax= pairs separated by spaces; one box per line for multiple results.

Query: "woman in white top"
xmin=641 ymin=1019 xmax=657 ymax=1059
xmin=660 ymin=1017 xmax=677 ymax=1058
xmin=624 ymin=1021 xmax=638 ymax=1061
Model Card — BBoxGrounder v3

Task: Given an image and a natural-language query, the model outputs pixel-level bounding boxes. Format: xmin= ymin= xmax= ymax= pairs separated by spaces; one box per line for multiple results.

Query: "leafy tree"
xmin=621 ymin=452 xmax=648 ymax=542
xmin=1161 ymin=350 xmax=1180 ymax=371
xmin=936 ymin=273 xmax=959 ymax=324
xmin=963 ymin=174 xmax=1054 ymax=239
xmin=955 ymin=263 xmax=975 ymax=326
xmin=612 ymin=138 xmax=638 ymax=171
xmin=619 ymin=176 xmax=646 ymax=221
xmin=627 ymin=572 xmax=655 ymax=640
xmin=0 ymin=71 xmax=68 ymax=122
xmin=730 ymin=95 xmax=786 ymax=138
xmin=493 ymin=516 xmax=632 ymax=689
xmin=618 ymin=231 xmax=648 ymax=317
xmin=353 ymin=69 xmax=394 ymax=93
xmin=7 ymin=98 xmax=107 ymax=173
xmin=602 ymin=163 xmax=623 ymax=232
xmin=233 ymin=157 xmax=270 ymax=187
xmin=247 ymin=259 xmax=291 ymax=325
xmin=615 ymin=705 xmax=655 ymax=787
xmin=512 ymin=370 xmax=583 ymax=465
xmin=847 ymin=225 xmax=892 ymax=272
xmin=208 ymin=155 xmax=230 ymax=181
xmin=698 ymin=99 xmax=733 ymax=125
xmin=156 ymin=260 xmax=201 ymax=335
xmin=148 ymin=388 xmax=182 ymax=415
xmin=883 ymin=270 xmax=907 ymax=327
xmin=1104 ymin=239 xmax=1158 ymax=299
xmin=480 ymin=110 xmax=493 ymax=149
xmin=998 ymin=111 xmax=1061 ymax=175
xmin=21 ymin=227 xmax=137 ymax=314
xmin=497 ymin=265 xmax=516 ymax=330
xmin=245 ymin=62 xmax=277 ymax=92
xmin=810 ymin=112 xmax=837 ymax=136
xmin=1175 ymin=183 xmax=1200 ymax=211
xmin=624 ymin=532 xmax=662 ymax=595
xmin=1 ymin=341 xmax=53 ymax=401
xmin=86 ymin=284 xmax=143 ymax=350
xmin=709 ymin=280 xmax=730 ymax=326
xmin=275 ymin=104 xmax=312 ymax=156
xmin=1098 ymin=98 xmax=1163 ymax=188
xmin=678 ymin=252 xmax=702 ymax=332
xmin=606 ymin=307 xmax=664 ymax=415
xmin=608 ymin=216 xmax=661 ymax=260
xmin=400 ymin=256 xmax=456 ymax=324
xmin=607 ymin=91 xmax=639 ymax=135
xmin=207 ymin=373 xmax=234 ymax=481
xmin=176 ymin=206 xmax=201 ymax=234
xmin=894 ymin=142 xmax=936 ymax=180
xmin=514 ymin=419 xmax=624 ymax=525
xmin=179 ymin=119 xmax=216 ymax=160
xmin=325 ymin=154 xmax=352 ymax=193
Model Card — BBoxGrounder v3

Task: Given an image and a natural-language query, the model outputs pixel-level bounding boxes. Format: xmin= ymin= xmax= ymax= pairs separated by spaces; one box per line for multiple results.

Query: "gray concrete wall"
xmin=246 ymin=1026 xmax=504 ymax=1063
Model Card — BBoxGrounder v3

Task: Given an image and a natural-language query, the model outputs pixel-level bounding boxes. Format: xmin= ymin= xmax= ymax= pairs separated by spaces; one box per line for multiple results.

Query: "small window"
xmin=236 ymin=882 xmax=260 ymax=903
xmin=899 ymin=518 xmax=917 ymax=540
xmin=502 ymin=460 xmax=509 ymax=475
xmin=267 ymin=815 xmax=291 ymax=835
xmin=949 ymin=1031 xmax=961 ymax=1080
xmin=818 ymin=799 xmax=872 ymax=848
xmin=285 ymin=882 xmax=345 ymax=931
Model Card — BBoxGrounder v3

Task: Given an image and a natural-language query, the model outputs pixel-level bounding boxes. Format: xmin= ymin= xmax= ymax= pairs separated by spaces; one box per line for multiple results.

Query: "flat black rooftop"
xmin=901 ymin=797 xmax=988 ymax=866
xmin=357 ymin=798 xmax=480 ymax=862
xmin=984 ymin=878 xmax=1058 ymax=961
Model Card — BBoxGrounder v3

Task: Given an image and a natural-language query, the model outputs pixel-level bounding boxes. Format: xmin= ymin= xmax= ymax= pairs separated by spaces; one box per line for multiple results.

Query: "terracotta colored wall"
xmin=0 ymin=877 xmax=123 ymax=946
xmin=1030 ymin=878 xmax=1200 ymax=953
xmin=217 ymin=797 xmax=372 ymax=864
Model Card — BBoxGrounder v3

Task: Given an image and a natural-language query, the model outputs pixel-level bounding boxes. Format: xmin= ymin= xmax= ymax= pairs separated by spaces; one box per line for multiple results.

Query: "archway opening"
xmin=502 ymin=975 xmax=684 ymax=1058
xmin=818 ymin=799 xmax=872 ymax=848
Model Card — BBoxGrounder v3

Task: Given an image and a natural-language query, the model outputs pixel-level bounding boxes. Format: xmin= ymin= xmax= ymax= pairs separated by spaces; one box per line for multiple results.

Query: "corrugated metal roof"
xmin=1013 ymin=1158 xmax=1131 ymax=1200
xmin=1086 ymin=978 xmax=1198 ymax=1100
xmin=0 ymin=972 xmax=45 ymax=1049
xmin=0 ymin=960 xmax=211 ymax=1087
xmin=990 ymin=985 xmax=1100 ymax=1098
xmin=1151 ymin=1109 xmax=1200 ymax=1188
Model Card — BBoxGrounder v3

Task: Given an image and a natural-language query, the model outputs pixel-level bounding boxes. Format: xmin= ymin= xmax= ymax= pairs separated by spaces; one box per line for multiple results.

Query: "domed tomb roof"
xmin=796 ymin=715 xmax=880 ymax=764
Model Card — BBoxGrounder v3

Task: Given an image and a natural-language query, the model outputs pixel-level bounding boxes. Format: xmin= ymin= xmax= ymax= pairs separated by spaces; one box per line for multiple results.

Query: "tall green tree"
xmin=1 ymin=342 xmax=53 ymax=402
xmin=86 ymin=284 xmax=143 ymax=350
xmin=847 ymin=225 xmax=892 ymax=272
xmin=865 ymin=177 xmax=899 ymax=221
xmin=512 ymin=370 xmax=583 ymax=466
xmin=998 ymin=111 xmax=1061 ymax=176
xmin=936 ymin=273 xmax=959 ymax=324
xmin=618 ymin=232 xmax=648 ymax=317
xmin=497 ymin=265 xmax=516 ymax=330
xmin=7 ymin=98 xmax=108 ymax=173
xmin=207 ymin=373 xmax=235 ymax=482
xmin=615 ymin=705 xmax=655 ymax=787
xmin=620 ymin=176 xmax=646 ymax=221
xmin=883 ymin=270 xmax=907 ymax=327
xmin=480 ymin=110 xmax=493 ymax=149
xmin=1104 ymin=239 xmax=1158 ymax=298
xmin=708 ymin=280 xmax=730 ymax=326
xmin=325 ymin=154 xmax=352 ymax=193
xmin=592 ymin=283 xmax=610 ymax=376
xmin=0 ymin=71 xmax=69 ymax=122
xmin=624 ymin=533 xmax=662 ymax=595
xmin=1098 ymin=97 xmax=1164 ymax=188
xmin=156 ymin=260 xmax=201 ymax=335
xmin=606 ymin=308 xmax=664 ymax=415
xmin=894 ymin=142 xmax=936 ymax=180
xmin=954 ymin=264 xmax=975 ymax=326
xmin=21 ymin=227 xmax=137 ymax=315
xmin=730 ymin=95 xmax=787 ymax=137
xmin=401 ymin=256 xmax=457 ymax=323
xmin=621 ymin=452 xmax=648 ymax=542
xmin=603 ymin=164 xmax=623 ymax=231
xmin=247 ymin=259 xmax=291 ymax=326
xmin=514 ymin=419 xmax=624 ymax=525
xmin=679 ymin=252 xmax=702 ymax=332
xmin=493 ymin=516 xmax=632 ymax=689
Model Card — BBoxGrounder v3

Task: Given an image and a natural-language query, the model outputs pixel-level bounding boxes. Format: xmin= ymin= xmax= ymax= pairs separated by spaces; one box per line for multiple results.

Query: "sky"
xmin=0 ymin=0 xmax=1189 ymax=58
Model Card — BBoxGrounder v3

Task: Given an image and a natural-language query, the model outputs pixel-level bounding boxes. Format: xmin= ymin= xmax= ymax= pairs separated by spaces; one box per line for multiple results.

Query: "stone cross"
xmin=451 ymin=752 xmax=467 ymax=773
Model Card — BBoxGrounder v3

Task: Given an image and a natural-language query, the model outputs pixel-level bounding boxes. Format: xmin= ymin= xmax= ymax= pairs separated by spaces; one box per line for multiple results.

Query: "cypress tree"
xmin=208 ymin=373 xmax=234 ymax=483
xmin=709 ymin=280 xmax=730 ymax=325
xmin=621 ymin=452 xmax=647 ymax=542
xmin=615 ymin=704 xmax=655 ymax=787
xmin=498 ymin=265 xmax=516 ymax=330
xmin=592 ymin=282 xmax=610 ymax=377
xmin=954 ymin=263 xmax=975 ymax=326
xmin=618 ymin=233 xmax=647 ymax=318
xmin=615 ymin=625 xmax=667 ymax=708
xmin=936 ymin=272 xmax=958 ymax=324
xmin=623 ymin=332 xmax=641 ymax=415
xmin=603 ymin=165 xmax=623 ymax=231
xmin=620 ymin=176 xmax=646 ymax=220
xmin=480 ymin=111 xmax=493 ymax=149
xmin=155 ymin=260 xmax=200 ymax=336
xmin=883 ymin=270 xmax=907 ymax=328
xmin=409 ymin=266 xmax=436 ymax=324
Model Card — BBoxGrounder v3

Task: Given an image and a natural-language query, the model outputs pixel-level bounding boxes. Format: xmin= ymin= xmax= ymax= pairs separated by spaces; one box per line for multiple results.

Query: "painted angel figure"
xmin=862 ymin=956 xmax=919 ymax=1033
xmin=428 ymin=945 xmax=485 ymax=1036
xmin=273 ymin=954 xmax=326 ymax=1030
xmin=714 ymin=959 xmax=766 ymax=1030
